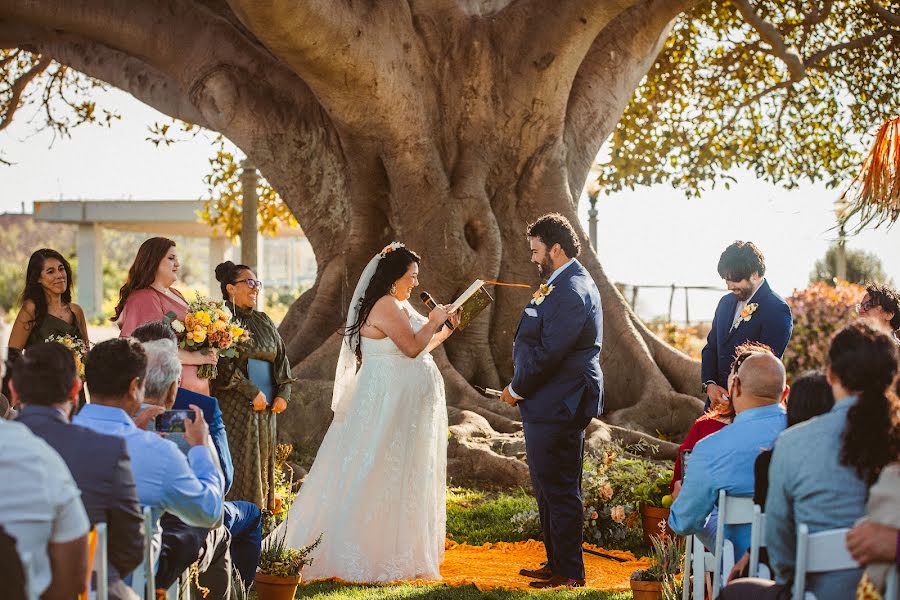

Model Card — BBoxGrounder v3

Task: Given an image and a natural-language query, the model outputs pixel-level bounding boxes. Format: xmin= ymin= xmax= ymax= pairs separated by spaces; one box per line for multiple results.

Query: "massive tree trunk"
xmin=3 ymin=0 xmax=703 ymax=486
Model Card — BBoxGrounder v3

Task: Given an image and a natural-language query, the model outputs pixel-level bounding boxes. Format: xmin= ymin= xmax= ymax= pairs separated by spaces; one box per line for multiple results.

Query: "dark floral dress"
xmin=211 ymin=306 xmax=293 ymax=508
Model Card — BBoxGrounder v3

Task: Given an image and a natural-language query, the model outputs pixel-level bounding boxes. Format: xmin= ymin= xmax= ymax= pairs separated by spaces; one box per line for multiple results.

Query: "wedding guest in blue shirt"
xmin=721 ymin=321 xmax=900 ymax=600
xmin=74 ymin=338 xmax=224 ymax=559
xmin=668 ymin=346 xmax=788 ymax=558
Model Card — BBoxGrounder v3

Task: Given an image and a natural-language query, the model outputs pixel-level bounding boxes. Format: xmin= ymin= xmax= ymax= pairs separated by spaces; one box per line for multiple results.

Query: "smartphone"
xmin=155 ymin=409 xmax=193 ymax=433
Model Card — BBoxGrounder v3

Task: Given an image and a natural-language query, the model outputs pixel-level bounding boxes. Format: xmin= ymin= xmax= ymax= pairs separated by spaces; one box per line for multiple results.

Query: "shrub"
xmin=783 ymin=280 xmax=864 ymax=379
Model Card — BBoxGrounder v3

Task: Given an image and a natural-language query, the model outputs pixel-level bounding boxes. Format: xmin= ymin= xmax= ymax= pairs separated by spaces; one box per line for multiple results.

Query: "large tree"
xmin=2 ymin=0 xmax=897 ymax=485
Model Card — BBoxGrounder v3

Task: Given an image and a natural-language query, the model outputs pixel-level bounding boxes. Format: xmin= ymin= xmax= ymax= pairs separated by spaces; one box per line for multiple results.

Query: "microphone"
xmin=420 ymin=291 xmax=455 ymax=331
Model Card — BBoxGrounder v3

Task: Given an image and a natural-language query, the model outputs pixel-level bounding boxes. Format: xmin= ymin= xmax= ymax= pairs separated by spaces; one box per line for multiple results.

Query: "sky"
xmin=1 ymin=87 xmax=897 ymax=322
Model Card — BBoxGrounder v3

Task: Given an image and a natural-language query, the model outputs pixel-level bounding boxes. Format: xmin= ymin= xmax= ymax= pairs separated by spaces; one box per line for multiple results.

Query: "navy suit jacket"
xmin=17 ymin=405 xmax=144 ymax=581
xmin=701 ymin=279 xmax=793 ymax=389
xmin=174 ymin=387 xmax=234 ymax=495
xmin=512 ymin=260 xmax=604 ymax=424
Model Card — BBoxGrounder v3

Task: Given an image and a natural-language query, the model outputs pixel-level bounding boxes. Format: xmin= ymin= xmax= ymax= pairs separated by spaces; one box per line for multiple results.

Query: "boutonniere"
xmin=531 ymin=283 xmax=555 ymax=306
xmin=739 ymin=302 xmax=759 ymax=323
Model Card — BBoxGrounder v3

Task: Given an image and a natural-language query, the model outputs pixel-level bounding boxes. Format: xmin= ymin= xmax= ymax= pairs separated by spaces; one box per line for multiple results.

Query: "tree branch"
xmin=806 ymin=29 xmax=898 ymax=67
xmin=563 ymin=0 xmax=696 ymax=195
xmin=731 ymin=0 xmax=806 ymax=82
xmin=870 ymin=0 xmax=900 ymax=27
xmin=0 ymin=54 xmax=50 ymax=131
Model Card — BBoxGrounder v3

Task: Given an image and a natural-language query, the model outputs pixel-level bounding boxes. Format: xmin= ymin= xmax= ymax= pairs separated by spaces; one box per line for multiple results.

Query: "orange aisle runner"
xmin=314 ymin=540 xmax=650 ymax=592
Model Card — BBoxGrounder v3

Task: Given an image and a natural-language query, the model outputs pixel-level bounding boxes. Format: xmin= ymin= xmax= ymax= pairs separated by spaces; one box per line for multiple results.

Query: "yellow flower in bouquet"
xmin=166 ymin=295 xmax=250 ymax=379
xmin=45 ymin=334 xmax=89 ymax=378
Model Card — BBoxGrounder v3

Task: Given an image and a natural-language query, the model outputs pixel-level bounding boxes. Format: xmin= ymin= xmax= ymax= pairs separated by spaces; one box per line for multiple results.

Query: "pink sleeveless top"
xmin=118 ymin=287 xmax=208 ymax=395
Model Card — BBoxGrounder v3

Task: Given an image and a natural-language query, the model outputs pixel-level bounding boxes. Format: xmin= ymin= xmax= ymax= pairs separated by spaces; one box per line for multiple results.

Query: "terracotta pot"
xmin=640 ymin=504 xmax=674 ymax=546
xmin=254 ymin=572 xmax=302 ymax=600
xmin=630 ymin=578 xmax=662 ymax=600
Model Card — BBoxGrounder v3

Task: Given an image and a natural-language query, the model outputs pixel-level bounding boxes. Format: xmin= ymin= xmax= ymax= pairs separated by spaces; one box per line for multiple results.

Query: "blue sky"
xmin=1 ymin=87 xmax=897 ymax=321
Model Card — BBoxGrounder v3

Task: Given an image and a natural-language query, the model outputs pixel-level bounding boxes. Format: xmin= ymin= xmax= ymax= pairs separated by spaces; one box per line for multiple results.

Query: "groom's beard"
xmin=536 ymin=256 xmax=554 ymax=279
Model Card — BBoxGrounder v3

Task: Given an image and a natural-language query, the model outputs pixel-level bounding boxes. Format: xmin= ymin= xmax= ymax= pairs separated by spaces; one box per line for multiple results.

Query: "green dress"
xmin=26 ymin=313 xmax=84 ymax=348
xmin=211 ymin=306 xmax=293 ymax=508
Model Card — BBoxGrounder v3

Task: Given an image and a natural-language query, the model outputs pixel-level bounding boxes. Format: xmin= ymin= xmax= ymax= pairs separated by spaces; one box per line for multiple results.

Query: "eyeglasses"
xmin=235 ymin=278 xmax=263 ymax=289
xmin=856 ymin=300 xmax=877 ymax=314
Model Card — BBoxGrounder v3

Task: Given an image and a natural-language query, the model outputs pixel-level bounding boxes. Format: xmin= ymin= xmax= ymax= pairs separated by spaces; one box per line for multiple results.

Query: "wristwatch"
xmin=701 ymin=380 xmax=717 ymax=394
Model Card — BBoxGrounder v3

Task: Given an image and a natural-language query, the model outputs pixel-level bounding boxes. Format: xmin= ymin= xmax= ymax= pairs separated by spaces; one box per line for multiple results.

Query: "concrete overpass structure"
xmin=32 ymin=197 xmax=309 ymax=317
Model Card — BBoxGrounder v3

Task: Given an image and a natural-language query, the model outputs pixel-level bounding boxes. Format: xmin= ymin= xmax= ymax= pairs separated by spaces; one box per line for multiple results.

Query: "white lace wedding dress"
xmin=281 ymin=307 xmax=448 ymax=582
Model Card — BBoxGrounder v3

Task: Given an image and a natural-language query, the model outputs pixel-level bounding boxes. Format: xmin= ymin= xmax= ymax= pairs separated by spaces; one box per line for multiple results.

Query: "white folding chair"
xmin=92 ymin=523 xmax=108 ymax=600
xmin=130 ymin=507 xmax=156 ymax=600
xmin=712 ymin=490 xmax=756 ymax=597
xmin=165 ymin=567 xmax=191 ymax=600
xmin=793 ymin=524 xmax=858 ymax=600
xmin=748 ymin=504 xmax=767 ymax=578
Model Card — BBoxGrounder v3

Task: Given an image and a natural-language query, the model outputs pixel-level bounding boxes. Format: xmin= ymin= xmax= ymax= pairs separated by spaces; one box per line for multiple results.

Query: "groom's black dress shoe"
xmin=519 ymin=564 xmax=553 ymax=580
xmin=528 ymin=575 xmax=586 ymax=589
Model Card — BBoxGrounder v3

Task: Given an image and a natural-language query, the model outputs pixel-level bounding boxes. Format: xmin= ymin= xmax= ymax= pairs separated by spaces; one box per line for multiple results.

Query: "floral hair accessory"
xmin=380 ymin=241 xmax=405 ymax=257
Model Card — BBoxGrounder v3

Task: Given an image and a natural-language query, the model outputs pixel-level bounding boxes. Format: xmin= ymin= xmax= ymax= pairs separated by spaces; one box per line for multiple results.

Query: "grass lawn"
xmin=446 ymin=487 xmax=538 ymax=545
xmin=293 ymin=581 xmax=633 ymax=599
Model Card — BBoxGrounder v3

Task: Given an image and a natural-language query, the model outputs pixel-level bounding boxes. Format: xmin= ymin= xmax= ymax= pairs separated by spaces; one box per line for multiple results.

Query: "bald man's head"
xmin=732 ymin=352 xmax=787 ymax=409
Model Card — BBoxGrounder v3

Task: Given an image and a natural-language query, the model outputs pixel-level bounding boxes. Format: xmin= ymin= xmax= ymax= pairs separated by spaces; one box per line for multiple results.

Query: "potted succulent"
xmin=632 ymin=468 xmax=675 ymax=546
xmin=255 ymin=529 xmax=323 ymax=600
xmin=630 ymin=526 xmax=684 ymax=600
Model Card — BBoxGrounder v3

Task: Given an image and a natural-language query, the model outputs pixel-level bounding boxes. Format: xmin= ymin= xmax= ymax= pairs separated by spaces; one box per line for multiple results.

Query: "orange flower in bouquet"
xmin=166 ymin=295 xmax=250 ymax=379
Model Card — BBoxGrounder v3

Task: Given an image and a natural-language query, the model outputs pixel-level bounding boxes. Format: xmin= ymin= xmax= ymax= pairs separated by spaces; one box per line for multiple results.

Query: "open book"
xmin=449 ymin=279 xmax=493 ymax=331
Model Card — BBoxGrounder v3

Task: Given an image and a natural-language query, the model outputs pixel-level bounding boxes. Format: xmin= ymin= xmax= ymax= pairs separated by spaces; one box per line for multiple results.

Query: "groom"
xmin=501 ymin=213 xmax=604 ymax=589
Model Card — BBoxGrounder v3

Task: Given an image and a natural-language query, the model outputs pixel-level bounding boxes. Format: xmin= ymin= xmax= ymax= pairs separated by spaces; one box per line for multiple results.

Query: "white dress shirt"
xmin=0 ymin=419 xmax=90 ymax=599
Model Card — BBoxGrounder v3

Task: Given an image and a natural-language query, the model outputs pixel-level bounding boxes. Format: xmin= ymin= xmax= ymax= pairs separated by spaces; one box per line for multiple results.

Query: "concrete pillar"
xmin=76 ymin=223 xmax=103 ymax=318
xmin=240 ymin=159 xmax=259 ymax=273
xmin=256 ymin=232 xmax=266 ymax=312
xmin=587 ymin=193 xmax=599 ymax=251
xmin=208 ymin=236 xmax=228 ymax=297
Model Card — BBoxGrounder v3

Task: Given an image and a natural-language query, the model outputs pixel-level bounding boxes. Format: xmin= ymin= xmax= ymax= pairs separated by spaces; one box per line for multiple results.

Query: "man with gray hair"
xmin=139 ymin=338 xmax=232 ymax=599
xmin=669 ymin=349 xmax=789 ymax=559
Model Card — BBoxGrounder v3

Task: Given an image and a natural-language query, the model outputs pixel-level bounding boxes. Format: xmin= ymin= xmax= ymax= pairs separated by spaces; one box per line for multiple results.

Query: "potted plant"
xmin=255 ymin=529 xmax=323 ymax=600
xmin=630 ymin=526 xmax=684 ymax=600
xmin=632 ymin=468 xmax=675 ymax=546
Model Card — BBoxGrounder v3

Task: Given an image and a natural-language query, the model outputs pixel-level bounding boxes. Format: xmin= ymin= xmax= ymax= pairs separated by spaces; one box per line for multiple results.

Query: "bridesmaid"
xmin=112 ymin=237 xmax=216 ymax=394
xmin=211 ymin=261 xmax=292 ymax=509
xmin=6 ymin=249 xmax=89 ymax=401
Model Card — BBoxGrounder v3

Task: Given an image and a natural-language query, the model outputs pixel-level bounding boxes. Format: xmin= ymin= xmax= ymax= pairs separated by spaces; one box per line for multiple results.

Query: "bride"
xmin=282 ymin=242 xmax=458 ymax=582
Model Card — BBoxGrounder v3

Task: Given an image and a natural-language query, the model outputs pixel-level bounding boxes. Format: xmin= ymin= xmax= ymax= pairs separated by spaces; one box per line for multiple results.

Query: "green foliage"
xmin=0 ymin=216 xmax=76 ymax=314
xmin=290 ymin=581 xmax=632 ymax=599
xmin=258 ymin=529 xmax=323 ymax=578
xmin=630 ymin=533 xmax=684 ymax=599
xmin=810 ymin=243 xmax=890 ymax=286
xmin=600 ymin=0 xmax=900 ymax=196
xmin=783 ymin=280 xmax=864 ymax=378
xmin=446 ymin=488 xmax=539 ymax=545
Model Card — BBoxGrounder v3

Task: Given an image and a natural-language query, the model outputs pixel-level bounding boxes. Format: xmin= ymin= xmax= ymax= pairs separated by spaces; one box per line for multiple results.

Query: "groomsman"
xmin=701 ymin=241 xmax=792 ymax=411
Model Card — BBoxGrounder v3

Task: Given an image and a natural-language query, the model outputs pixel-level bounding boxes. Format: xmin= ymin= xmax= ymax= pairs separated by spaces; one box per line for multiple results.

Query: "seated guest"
xmin=12 ymin=343 xmax=144 ymax=600
xmin=73 ymin=339 xmax=224 ymax=562
xmin=0 ymin=418 xmax=89 ymax=600
xmin=672 ymin=342 xmax=773 ymax=499
xmin=856 ymin=283 xmax=900 ymax=342
xmin=668 ymin=348 xmax=788 ymax=558
xmin=139 ymin=336 xmax=261 ymax=589
xmin=722 ymin=321 xmax=899 ymax=600
xmin=131 ymin=320 xmax=234 ymax=491
xmin=727 ymin=371 xmax=835 ymax=582
xmin=849 ymin=462 xmax=900 ymax=599
xmin=0 ymin=525 xmax=27 ymax=600
xmin=139 ymin=339 xmax=232 ymax=598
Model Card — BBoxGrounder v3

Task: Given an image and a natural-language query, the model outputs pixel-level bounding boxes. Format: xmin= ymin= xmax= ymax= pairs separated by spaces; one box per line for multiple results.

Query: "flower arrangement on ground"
xmin=165 ymin=295 xmax=249 ymax=378
xmin=630 ymin=520 xmax=684 ymax=599
xmin=45 ymin=333 xmax=89 ymax=378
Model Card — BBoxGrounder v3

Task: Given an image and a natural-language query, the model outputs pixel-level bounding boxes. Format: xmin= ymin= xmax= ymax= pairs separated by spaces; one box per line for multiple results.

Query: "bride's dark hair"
xmin=343 ymin=246 xmax=421 ymax=365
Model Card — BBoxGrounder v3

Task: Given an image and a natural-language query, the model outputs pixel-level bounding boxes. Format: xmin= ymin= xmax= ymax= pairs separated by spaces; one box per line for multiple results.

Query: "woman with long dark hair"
xmin=722 ymin=321 xmax=900 ymax=600
xmin=113 ymin=237 xmax=216 ymax=394
xmin=210 ymin=260 xmax=292 ymax=508
xmin=281 ymin=242 xmax=458 ymax=583
xmin=7 ymin=249 xmax=88 ymax=385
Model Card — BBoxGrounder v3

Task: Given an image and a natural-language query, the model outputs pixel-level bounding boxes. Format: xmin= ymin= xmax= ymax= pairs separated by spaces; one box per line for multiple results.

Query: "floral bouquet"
xmin=166 ymin=295 xmax=249 ymax=379
xmin=45 ymin=334 xmax=89 ymax=378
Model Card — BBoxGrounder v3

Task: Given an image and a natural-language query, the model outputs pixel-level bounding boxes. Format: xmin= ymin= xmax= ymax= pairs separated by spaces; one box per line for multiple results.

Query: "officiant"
xmin=211 ymin=261 xmax=293 ymax=510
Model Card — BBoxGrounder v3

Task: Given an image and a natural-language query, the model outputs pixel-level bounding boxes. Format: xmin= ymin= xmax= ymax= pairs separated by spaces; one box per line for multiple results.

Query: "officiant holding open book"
xmin=501 ymin=213 xmax=604 ymax=589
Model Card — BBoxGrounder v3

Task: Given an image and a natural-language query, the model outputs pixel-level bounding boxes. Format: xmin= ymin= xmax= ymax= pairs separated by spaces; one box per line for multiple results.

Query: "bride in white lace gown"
xmin=282 ymin=243 xmax=458 ymax=582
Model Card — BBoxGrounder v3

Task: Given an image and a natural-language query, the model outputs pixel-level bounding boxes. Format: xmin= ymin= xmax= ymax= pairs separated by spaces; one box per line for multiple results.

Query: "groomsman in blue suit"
xmin=701 ymin=241 xmax=793 ymax=411
xmin=501 ymin=213 xmax=603 ymax=589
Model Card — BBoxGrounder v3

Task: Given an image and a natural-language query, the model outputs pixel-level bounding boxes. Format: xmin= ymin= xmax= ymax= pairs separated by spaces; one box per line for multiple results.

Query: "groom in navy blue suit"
xmin=501 ymin=213 xmax=603 ymax=589
xmin=701 ymin=241 xmax=792 ymax=410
